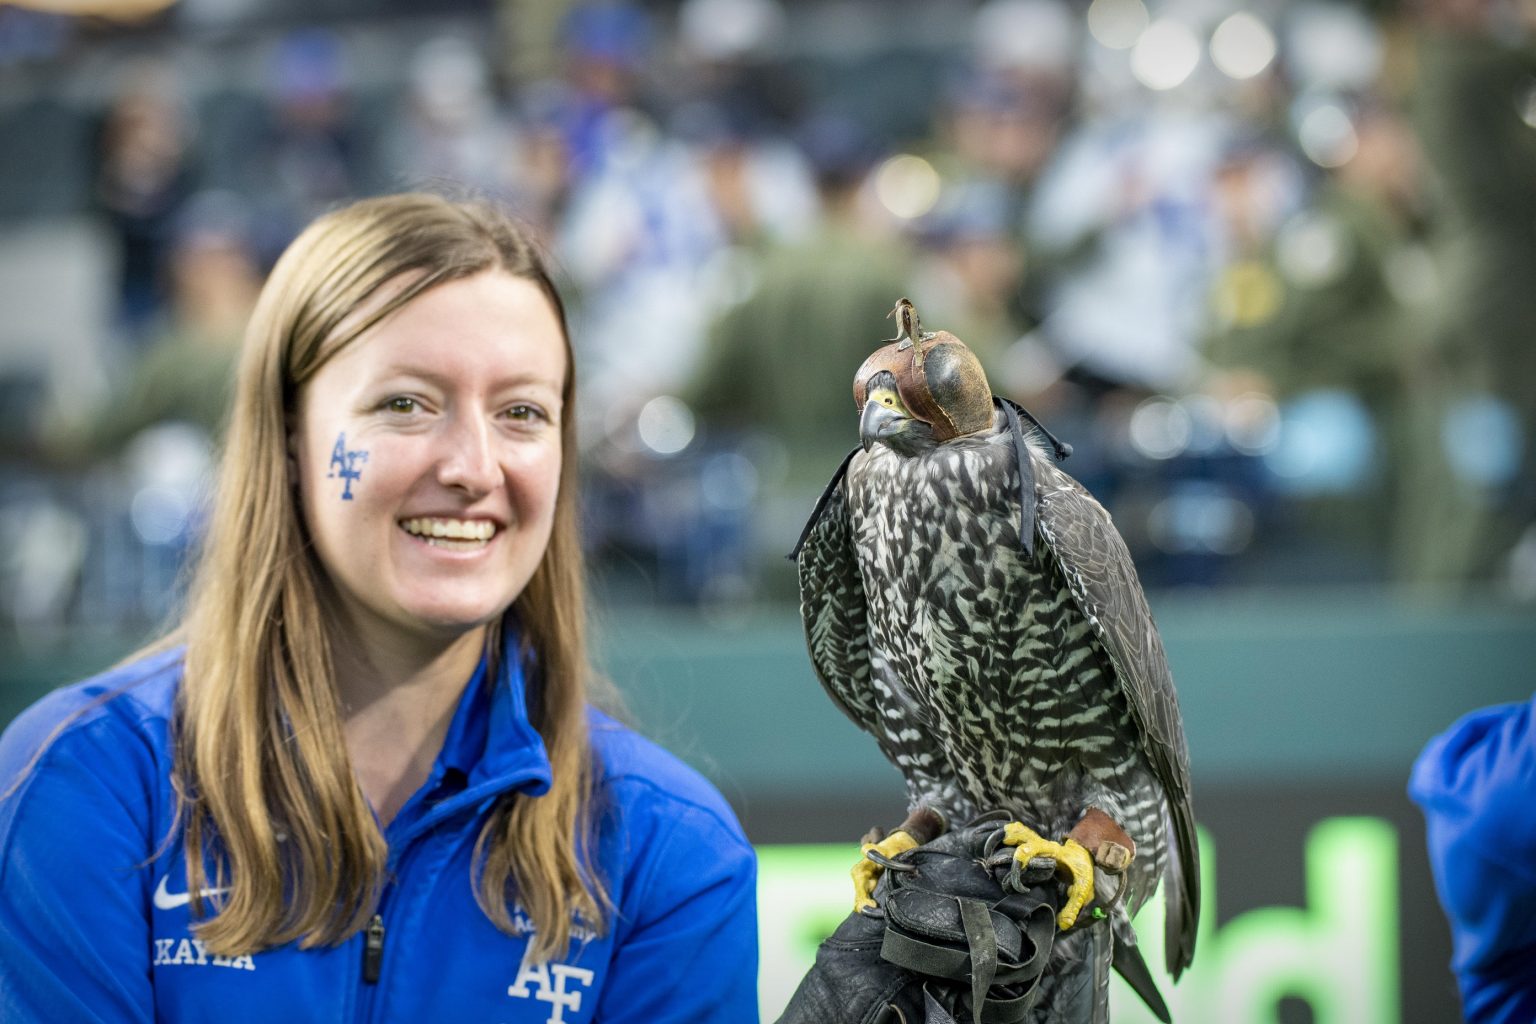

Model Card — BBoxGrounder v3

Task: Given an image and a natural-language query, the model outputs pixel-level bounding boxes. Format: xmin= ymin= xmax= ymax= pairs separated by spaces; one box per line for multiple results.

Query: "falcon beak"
xmin=860 ymin=399 xmax=905 ymax=452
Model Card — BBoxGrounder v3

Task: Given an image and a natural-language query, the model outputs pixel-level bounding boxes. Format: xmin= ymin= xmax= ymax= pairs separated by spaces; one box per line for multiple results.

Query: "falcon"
xmin=791 ymin=299 xmax=1199 ymax=1022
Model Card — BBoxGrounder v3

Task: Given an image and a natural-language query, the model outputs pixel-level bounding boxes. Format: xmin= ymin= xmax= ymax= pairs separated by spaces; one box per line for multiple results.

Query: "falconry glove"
xmin=777 ymin=818 xmax=1061 ymax=1024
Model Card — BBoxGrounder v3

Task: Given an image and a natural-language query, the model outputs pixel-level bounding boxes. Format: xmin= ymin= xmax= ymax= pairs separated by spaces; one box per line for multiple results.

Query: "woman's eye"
xmin=506 ymin=404 xmax=547 ymax=423
xmin=385 ymin=396 xmax=417 ymax=414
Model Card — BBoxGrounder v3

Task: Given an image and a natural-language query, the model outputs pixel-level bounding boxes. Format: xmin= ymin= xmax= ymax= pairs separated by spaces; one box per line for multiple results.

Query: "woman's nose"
xmin=436 ymin=414 xmax=501 ymax=495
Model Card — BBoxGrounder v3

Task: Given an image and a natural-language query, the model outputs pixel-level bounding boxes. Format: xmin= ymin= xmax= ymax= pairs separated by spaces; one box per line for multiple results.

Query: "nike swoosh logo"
xmin=153 ymin=874 xmax=229 ymax=911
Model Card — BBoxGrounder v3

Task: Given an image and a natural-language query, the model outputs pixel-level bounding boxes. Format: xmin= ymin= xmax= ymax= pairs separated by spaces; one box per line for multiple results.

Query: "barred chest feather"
xmin=844 ymin=434 xmax=1160 ymax=858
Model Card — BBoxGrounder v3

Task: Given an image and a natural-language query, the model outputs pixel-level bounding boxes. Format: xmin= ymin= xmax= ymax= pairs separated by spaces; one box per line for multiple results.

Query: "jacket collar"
xmin=392 ymin=625 xmax=553 ymax=846
xmin=443 ymin=623 xmax=552 ymax=793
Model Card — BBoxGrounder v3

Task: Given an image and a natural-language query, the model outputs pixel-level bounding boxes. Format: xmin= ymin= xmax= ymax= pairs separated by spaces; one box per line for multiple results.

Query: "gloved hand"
xmin=776 ymin=814 xmax=1061 ymax=1024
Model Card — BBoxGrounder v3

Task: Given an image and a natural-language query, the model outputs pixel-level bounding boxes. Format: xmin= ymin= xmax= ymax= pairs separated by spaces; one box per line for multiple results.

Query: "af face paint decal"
xmin=327 ymin=432 xmax=370 ymax=500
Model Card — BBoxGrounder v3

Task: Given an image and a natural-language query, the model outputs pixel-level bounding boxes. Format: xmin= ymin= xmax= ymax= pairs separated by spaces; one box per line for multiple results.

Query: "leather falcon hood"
xmin=852 ymin=310 xmax=995 ymax=444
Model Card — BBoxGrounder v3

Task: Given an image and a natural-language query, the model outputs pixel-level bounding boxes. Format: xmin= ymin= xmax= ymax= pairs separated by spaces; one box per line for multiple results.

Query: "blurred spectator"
xmin=1403 ymin=2 xmax=1536 ymax=589
xmin=555 ymin=109 xmax=727 ymax=417
xmin=3 ymin=0 xmax=1532 ymax=615
xmin=686 ymin=105 xmax=815 ymax=249
xmin=1205 ymin=101 xmax=1431 ymax=577
xmin=909 ymin=180 xmax=1027 ymax=373
xmin=91 ymin=58 xmax=197 ymax=349
xmin=505 ymin=81 xmax=587 ymax=234
xmin=958 ymin=0 xmax=1078 ymax=199
xmin=670 ymin=0 xmax=816 ymax=250
xmin=551 ymin=0 xmax=655 ymax=182
xmin=251 ymin=29 xmax=373 ymax=260
xmin=26 ymin=193 xmax=256 ymax=636
xmin=383 ymin=35 xmax=520 ymax=199
xmin=922 ymin=66 xmax=1071 ymax=358
xmin=686 ymin=112 xmax=910 ymax=559
xmin=543 ymin=2 xmax=737 ymax=415
xmin=555 ymin=108 xmax=813 ymax=424
xmin=47 ymin=191 xmax=256 ymax=464
xmin=1025 ymin=103 xmax=1227 ymax=394
xmin=925 ymin=2 xmax=1079 ymax=346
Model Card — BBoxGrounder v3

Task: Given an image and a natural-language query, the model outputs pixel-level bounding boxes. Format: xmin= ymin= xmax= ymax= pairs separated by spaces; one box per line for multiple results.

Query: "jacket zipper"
xmin=362 ymin=913 xmax=386 ymax=984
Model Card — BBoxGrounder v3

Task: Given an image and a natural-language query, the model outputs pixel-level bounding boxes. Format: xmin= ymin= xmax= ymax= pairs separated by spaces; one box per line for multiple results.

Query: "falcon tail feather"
xmin=1113 ymin=938 xmax=1172 ymax=1024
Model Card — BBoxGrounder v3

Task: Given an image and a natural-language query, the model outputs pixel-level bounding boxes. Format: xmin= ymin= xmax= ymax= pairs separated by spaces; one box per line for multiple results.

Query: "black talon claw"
xmin=968 ymin=809 xmax=1014 ymax=826
xmin=864 ymin=848 xmax=919 ymax=873
xmin=984 ymin=849 xmax=1015 ymax=870
xmin=1005 ymin=854 xmax=1057 ymax=894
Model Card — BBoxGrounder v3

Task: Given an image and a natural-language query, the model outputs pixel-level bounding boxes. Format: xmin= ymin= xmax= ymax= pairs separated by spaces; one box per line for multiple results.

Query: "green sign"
xmin=757 ymin=817 xmax=1399 ymax=1023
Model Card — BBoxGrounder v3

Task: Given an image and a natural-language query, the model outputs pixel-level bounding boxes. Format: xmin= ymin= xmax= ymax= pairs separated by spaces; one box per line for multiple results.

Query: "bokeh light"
xmin=699 ymin=452 xmax=759 ymax=511
xmin=1179 ymin=394 xmax=1226 ymax=455
xmin=1086 ymin=0 xmax=1149 ymax=51
xmin=1265 ymin=390 xmax=1376 ymax=493
xmin=1223 ymin=393 xmax=1282 ymax=456
xmin=637 ymin=395 xmax=696 ymax=456
xmin=1275 ymin=211 xmax=1350 ymax=287
xmin=1130 ymin=20 xmax=1200 ymax=92
xmin=1295 ymin=100 xmax=1359 ymax=168
xmin=1129 ymin=396 xmax=1193 ymax=460
xmin=873 ymin=154 xmax=942 ymax=220
xmin=1148 ymin=484 xmax=1256 ymax=555
xmin=1210 ymin=13 xmax=1276 ymax=81
xmin=130 ymin=485 xmax=193 ymax=546
xmin=1213 ymin=260 xmax=1284 ymax=329
xmin=1443 ymin=394 xmax=1523 ymax=487
xmin=1286 ymin=6 xmax=1382 ymax=93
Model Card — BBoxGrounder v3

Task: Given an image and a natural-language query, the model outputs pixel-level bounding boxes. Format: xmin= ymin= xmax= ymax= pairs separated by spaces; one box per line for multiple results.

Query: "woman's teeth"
xmin=400 ymin=517 xmax=496 ymax=548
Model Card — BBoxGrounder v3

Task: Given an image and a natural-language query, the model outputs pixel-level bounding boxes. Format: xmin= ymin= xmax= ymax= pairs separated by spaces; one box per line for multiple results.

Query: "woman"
xmin=1412 ymin=693 xmax=1536 ymax=1023
xmin=0 ymin=193 xmax=759 ymax=1022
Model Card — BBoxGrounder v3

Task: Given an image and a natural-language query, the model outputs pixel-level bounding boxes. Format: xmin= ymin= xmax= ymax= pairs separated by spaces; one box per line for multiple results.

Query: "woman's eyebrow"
xmin=373 ymin=365 xmax=562 ymax=391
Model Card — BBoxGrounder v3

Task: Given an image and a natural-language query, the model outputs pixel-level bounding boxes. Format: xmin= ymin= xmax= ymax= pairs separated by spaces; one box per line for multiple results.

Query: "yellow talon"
xmin=851 ymin=829 xmax=919 ymax=912
xmin=1002 ymin=822 xmax=1096 ymax=930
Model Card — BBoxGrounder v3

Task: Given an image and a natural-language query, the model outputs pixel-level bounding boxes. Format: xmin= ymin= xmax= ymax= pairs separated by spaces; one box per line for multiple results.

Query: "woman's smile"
xmin=400 ymin=516 xmax=501 ymax=550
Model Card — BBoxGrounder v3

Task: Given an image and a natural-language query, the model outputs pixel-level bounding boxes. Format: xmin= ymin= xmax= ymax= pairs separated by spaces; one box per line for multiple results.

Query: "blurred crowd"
xmin=0 ymin=0 xmax=1534 ymax=643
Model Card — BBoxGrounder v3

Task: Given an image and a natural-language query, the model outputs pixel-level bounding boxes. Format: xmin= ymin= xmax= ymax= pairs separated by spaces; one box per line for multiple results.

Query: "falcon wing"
xmin=1033 ymin=454 xmax=1201 ymax=978
xmin=794 ymin=476 xmax=880 ymax=734
xmin=794 ymin=462 xmax=962 ymax=815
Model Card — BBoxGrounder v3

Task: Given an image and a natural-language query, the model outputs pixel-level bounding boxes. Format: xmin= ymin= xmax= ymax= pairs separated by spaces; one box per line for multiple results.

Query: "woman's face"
xmin=292 ymin=270 xmax=566 ymax=652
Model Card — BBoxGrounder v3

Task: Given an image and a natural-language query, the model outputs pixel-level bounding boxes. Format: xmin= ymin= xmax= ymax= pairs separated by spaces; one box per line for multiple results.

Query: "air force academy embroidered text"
xmin=508 ymin=948 xmax=596 ymax=1024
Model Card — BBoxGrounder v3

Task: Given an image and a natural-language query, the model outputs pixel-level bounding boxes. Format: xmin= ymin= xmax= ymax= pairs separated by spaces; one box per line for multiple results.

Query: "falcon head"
xmin=853 ymin=302 xmax=994 ymax=455
xmin=859 ymin=371 xmax=937 ymax=455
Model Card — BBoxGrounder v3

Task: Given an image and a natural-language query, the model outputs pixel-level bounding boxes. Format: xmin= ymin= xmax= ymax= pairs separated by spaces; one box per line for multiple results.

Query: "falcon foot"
xmin=1001 ymin=822 xmax=1095 ymax=931
xmin=851 ymin=806 xmax=947 ymax=912
xmin=852 ymin=830 xmax=918 ymax=912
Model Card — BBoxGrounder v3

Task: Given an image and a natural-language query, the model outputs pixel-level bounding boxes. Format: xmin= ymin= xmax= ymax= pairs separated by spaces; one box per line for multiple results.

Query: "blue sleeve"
xmin=595 ymin=795 xmax=760 ymax=1024
xmin=0 ymin=700 xmax=157 ymax=1023
xmin=1409 ymin=694 xmax=1536 ymax=1023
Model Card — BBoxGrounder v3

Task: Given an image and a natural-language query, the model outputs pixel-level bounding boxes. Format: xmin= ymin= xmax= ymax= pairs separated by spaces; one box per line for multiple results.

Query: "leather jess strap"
xmin=878 ymin=896 xmax=1055 ymax=1022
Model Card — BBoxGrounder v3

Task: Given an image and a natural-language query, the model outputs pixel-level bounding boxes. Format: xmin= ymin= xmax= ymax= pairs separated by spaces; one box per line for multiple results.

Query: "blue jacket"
xmin=0 ymin=646 xmax=759 ymax=1023
xmin=1409 ymin=693 xmax=1536 ymax=1024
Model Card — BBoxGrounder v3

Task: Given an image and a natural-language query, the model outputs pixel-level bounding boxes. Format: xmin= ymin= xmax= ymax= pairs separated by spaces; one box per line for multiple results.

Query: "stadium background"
xmin=2 ymin=0 xmax=1534 ymax=1020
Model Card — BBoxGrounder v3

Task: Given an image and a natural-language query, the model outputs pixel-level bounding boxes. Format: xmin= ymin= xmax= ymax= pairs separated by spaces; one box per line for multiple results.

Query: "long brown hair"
xmin=175 ymin=193 xmax=604 ymax=961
